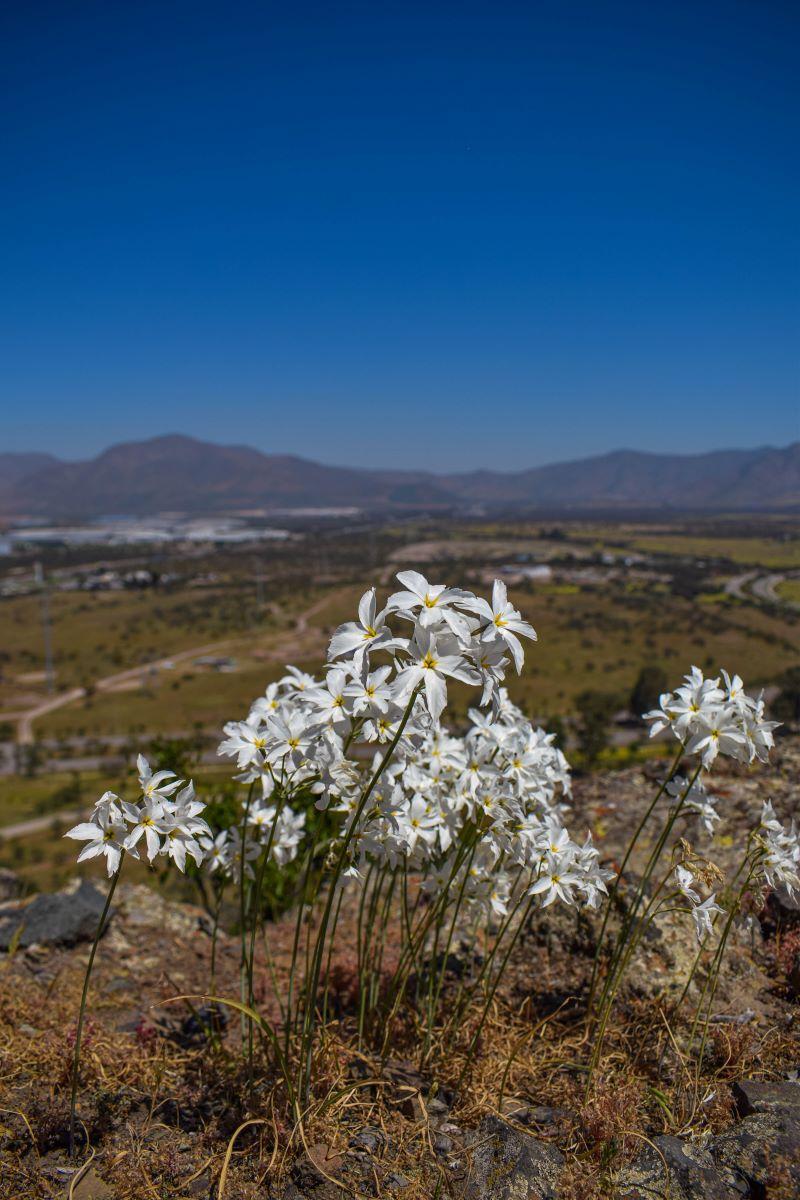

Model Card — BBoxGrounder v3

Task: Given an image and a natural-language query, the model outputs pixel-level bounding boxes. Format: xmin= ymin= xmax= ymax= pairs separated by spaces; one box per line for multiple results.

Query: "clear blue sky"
xmin=1 ymin=0 xmax=798 ymax=471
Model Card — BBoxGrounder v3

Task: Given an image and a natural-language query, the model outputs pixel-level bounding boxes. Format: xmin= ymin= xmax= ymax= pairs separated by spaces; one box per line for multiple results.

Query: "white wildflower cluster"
xmin=216 ymin=573 xmax=609 ymax=918
xmin=666 ymin=775 xmax=721 ymax=836
xmin=344 ymin=697 xmax=612 ymax=920
xmin=65 ymin=756 xmax=211 ymax=875
xmin=758 ymin=800 xmax=800 ymax=896
xmin=205 ymin=802 xmax=307 ymax=881
xmin=673 ymin=864 xmax=724 ymax=941
xmin=644 ymin=666 xmax=779 ymax=769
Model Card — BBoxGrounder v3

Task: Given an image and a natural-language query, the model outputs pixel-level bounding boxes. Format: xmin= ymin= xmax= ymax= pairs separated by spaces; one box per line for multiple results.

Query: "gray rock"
xmin=462 ymin=1114 xmax=563 ymax=1200
xmin=789 ymin=951 xmax=800 ymax=1000
xmin=614 ymin=1135 xmax=739 ymax=1199
xmin=348 ymin=1126 xmax=385 ymax=1153
xmin=0 ymin=868 xmax=22 ymax=902
xmin=427 ymin=1096 xmax=451 ymax=1118
xmin=527 ymin=1105 xmax=576 ymax=1129
xmin=0 ymin=880 xmax=109 ymax=950
xmin=712 ymin=1106 xmax=800 ymax=1197
xmin=731 ymin=1078 xmax=800 ymax=1116
xmin=763 ymin=885 xmax=800 ymax=932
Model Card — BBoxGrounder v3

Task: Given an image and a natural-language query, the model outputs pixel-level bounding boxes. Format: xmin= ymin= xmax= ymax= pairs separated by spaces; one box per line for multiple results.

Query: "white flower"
xmin=759 ymin=802 xmax=800 ymax=895
xmin=387 ymin=570 xmax=474 ymax=638
xmin=462 ymin=579 xmax=537 ymax=672
xmin=744 ymin=697 xmax=780 ymax=763
xmin=668 ymin=776 xmax=721 ymax=836
xmin=645 ymin=667 xmax=778 ymax=770
xmin=203 ymin=830 xmax=234 ymax=876
xmin=247 ymin=799 xmax=278 ymax=840
xmin=691 ymin=894 xmax=724 ymax=941
xmin=685 ymin=708 xmax=747 ymax=768
xmin=249 ymin=682 xmax=282 ymax=722
xmin=160 ymin=822 xmax=204 ymax=872
xmin=328 ymin=588 xmax=396 ymax=667
xmin=344 ymin=664 xmax=394 ymax=716
xmin=394 ymin=626 xmax=480 ymax=723
xmin=674 ymin=865 xmax=700 ymax=904
xmin=65 ymin=800 xmax=138 ymax=876
xmin=122 ymin=797 xmax=167 ymax=861
xmin=306 ymin=667 xmax=353 ymax=734
xmin=264 ymin=711 xmax=317 ymax=767
xmin=272 ymin=807 xmax=306 ymax=866
xmin=468 ymin=634 xmax=511 ymax=708
xmin=644 ymin=667 xmax=724 ymax=739
xmin=137 ymin=754 xmax=182 ymax=801
xmin=396 ymin=794 xmax=441 ymax=855
xmin=279 ymin=665 xmax=317 ymax=692
xmin=218 ymin=716 xmax=270 ymax=768
xmin=528 ymin=854 xmax=582 ymax=907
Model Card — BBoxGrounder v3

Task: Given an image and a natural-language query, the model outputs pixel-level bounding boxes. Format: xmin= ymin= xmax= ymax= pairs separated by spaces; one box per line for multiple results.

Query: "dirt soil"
xmin=0 ymin=737 xmax=798 ymax=1199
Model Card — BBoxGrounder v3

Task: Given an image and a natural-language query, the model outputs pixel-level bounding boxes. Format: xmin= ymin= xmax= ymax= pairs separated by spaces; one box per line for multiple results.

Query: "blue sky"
xmin=1 ymin=0 xmax=798 ymax=470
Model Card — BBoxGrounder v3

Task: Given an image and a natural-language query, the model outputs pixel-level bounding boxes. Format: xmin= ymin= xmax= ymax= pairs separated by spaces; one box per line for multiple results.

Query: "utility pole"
xmin=34 ymin=561 xmax=55 ymax=694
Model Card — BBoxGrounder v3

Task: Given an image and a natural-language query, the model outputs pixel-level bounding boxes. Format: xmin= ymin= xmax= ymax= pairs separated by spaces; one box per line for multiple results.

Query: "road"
xmin=751 ymin=573 xmax=784 ymax=604
xmin=724 ymin=571 xmax=758 ymax=601
xmin=0 ymin=808 xmax=85 ymax=841
xmin=5 ymin=588 xmax=345 ymax=746
xmin=724 ymin=570 xmax=799 ymax=609
xmin=0 ymin=588 xmax=350 ymax=835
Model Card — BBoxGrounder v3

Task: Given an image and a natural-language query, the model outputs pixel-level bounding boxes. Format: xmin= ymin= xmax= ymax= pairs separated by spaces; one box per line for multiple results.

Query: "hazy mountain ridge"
xmin=1 ymin=435 xmax=798 ymax=516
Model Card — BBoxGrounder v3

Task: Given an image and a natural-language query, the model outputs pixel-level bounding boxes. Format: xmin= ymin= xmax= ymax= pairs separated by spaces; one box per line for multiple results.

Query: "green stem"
xmin=298 ymin=684 xmax=422 ymax=1104
xmin=587 ymin=857 xmax=695 ymax=1094
xmin=209 ymin=886 xmax=223 ymax=995
xmin=239 ymin=783 xmax=256 ymax=1053
xmin=69 ymin=858 xmax=124 ymax=1158
xmin=441 ymin=868 xmax=532 ymax=1050
xmin=592 ymin=763 xmax=702 ymax=1038
xmin=587 ymin=742 xmax=685 ymax=1013
xmin=457 ymin=892 xmax=537 ymax=1088
xmin=370 ymin=868 xmax=397 ymax=1014
xmin=423 ymin=839 xmax=479 ymax=1058
xmin=378 ymin=833 xmax=479 ymax=1058
xmin=285 ymin=830 xmax=321 ymax=1057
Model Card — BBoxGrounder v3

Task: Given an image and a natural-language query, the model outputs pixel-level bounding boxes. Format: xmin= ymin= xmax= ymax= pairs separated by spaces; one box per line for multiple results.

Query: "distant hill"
xmin=0 ymin=435 xmax=798 ymax=516
xmin=0 ymin=452 xmax=60 ymax=493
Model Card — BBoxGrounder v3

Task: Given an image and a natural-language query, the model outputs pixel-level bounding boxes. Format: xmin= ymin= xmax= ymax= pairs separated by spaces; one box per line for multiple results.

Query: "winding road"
xmin=2 ymin=588 xmax=346 ymax=747
xmin=724 ymin=570 xmax=799 ymax=608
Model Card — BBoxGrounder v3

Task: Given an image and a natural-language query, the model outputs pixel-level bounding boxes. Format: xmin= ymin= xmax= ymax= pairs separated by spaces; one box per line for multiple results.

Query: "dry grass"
xmin=1 ymin=897 xmax=796 ymax=1200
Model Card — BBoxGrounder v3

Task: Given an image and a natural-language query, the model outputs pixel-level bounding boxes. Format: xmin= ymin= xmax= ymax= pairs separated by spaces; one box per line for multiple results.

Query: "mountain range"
xmin=1 ymin=435 xmax=798 ymax=517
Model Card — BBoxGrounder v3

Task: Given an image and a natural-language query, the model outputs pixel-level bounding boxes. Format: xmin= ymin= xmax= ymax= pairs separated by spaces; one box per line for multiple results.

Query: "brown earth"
xmin=1 ymin=737 xmax=798 ymax=1198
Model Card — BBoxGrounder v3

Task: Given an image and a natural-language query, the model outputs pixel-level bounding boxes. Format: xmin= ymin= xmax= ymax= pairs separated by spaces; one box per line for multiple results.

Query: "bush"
xmin=773 ymin=665 xmax=800 ymax=722
xmin=629 ymin=665 xmax=668 ymax=717
xmin=575 ymin=690 xmax=616 ymax=767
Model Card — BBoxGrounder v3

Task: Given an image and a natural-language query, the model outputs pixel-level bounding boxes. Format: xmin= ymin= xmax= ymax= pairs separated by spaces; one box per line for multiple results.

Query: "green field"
xmin=618 ymin=534 xmax=800 ymax=569
xmin=777 ymin=578 xmax=800 ymax=604
xmin=0 ymin=584 xmax=280 ymax=694
xmin=24 ymin=579 xmax=800 ymax=741
xmin=2 ymin=519 xmax=799 ymax=894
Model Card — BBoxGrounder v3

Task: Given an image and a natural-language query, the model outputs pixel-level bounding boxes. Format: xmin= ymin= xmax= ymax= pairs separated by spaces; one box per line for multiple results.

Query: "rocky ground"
xmin=0 ymin=736 xmax=798 ymax=1199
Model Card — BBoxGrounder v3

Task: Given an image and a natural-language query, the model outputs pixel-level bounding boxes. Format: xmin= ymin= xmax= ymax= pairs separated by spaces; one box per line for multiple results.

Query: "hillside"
xmin=1 ymin=435 xmax=798 ymax=516
xmin=2 ymin=741 xmax=799 ymax=1198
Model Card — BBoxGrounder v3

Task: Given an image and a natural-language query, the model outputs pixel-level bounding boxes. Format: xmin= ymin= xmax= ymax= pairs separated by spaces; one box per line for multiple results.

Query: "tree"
xmin=146 ymin=733 xmax=204 ymax=779
xmin=545 ymin=715 xmax=567 ymax=751
xmin=575 ymin=690 xmax=615 ymax=767
xmin=773 ymin=666 xmax=800 ymax=723
xmin=629 ymin=665 xmax=668 ymax=717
